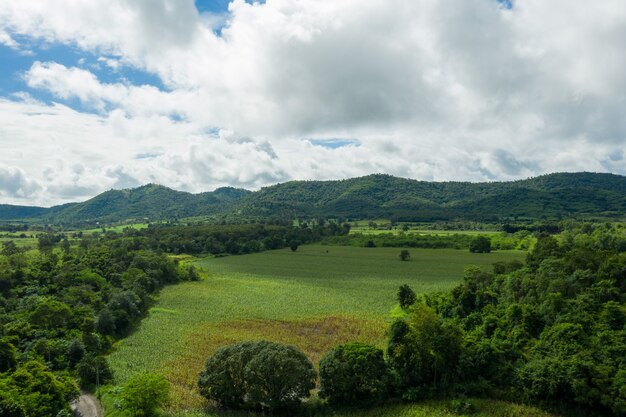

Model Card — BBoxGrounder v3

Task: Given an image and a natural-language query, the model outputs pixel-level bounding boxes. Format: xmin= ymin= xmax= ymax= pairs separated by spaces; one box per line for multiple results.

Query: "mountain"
xmin=0 ymin=184 xmax=251 ymax=224
xmin=236 ymin=172 xmax=626 ymax=221
xmin=0 ymin=172 xmax=624 ymax=224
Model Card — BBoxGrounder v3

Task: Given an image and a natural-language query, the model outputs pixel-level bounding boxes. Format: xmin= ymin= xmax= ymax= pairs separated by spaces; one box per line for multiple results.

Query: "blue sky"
xmin=0 ymin=1 xmax=237 ymax=110
xmin=0 ymin=0 xmax=624 ymax=206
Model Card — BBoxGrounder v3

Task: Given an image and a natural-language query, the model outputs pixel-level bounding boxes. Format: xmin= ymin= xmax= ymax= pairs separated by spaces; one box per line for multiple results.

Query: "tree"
xmin=388 ymin=305 xmax=463 ymax=393
xmin=397 ymin=284 xmax=416 ymax=309
xmin=67 ymin=339 xmax=85 ymax=368
xmin=76 ymin=355 xmax=112 ymax=388
xmin=0 ymin=338 xmax=17 ymax=373
xmin=1 ymin=241 xmax=19 ymax=257
xmin=198 ymin=340 xmax=316 ymax=412
xmin=319 ymin=343 xmax=389 ymax=405
xmin=399 ymin=249 xmax=410 ymax=261
xmin=121 ymin=373 xmax=170 ymax=417
xmin=469 ymin=236 xmax=491 ymax=253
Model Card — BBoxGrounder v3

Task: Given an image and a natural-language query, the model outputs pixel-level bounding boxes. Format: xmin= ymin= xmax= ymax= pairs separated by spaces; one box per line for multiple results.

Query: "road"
xmin=71 ymin=392 xmax=103 ymax=417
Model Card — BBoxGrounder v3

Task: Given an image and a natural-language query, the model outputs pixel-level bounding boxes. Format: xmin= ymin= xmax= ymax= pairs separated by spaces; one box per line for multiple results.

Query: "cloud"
xmin=0 ymin=0 xmax=625 ymax=205
xmin=0 ymin=165 xmax=40 ymax=199
xmin=0 ymin=28 xmax=18 ymax=48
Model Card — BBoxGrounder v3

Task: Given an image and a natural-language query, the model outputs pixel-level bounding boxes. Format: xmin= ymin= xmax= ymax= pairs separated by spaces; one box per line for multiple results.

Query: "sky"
xmin=0 ymin=0 xmax=625 ymax=206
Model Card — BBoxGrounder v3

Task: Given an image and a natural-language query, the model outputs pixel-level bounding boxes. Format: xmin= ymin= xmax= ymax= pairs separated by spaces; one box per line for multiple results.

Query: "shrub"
xmin=319 ymin=342 xmax=389 ymax=406
xmin=121 ymin=373 xmax=170 ymax=417
xmin=399 ymin=249 xmax=410 ymax=261
xmin=198 ymin=340 xmax=316 ymax=412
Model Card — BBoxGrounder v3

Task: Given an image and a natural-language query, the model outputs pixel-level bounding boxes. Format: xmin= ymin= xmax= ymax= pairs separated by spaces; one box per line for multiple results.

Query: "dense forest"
xmin=385 ymin=223 xmax=626 ymax=416
xmin=0 ymin=172 xmax=624 ymax=225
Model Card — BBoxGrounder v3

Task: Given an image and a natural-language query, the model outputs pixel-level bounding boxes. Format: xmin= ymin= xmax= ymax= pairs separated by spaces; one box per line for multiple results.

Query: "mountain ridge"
xmin=0 ymin=172 xmax=624 ymax=224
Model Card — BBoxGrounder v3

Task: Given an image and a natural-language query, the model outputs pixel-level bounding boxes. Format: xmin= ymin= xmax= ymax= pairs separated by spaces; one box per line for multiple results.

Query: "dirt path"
xmin=71 ymin=392 xmax=103 ymax=417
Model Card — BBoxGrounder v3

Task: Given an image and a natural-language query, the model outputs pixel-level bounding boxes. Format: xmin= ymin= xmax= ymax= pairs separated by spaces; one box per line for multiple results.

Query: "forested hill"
xmin=0 ymin=184 xmax=251 ymax=224
xmin=0 ymin=172 xmax=624 ymax=224
xmin=237 ymin=172 xmax=626 ymax=221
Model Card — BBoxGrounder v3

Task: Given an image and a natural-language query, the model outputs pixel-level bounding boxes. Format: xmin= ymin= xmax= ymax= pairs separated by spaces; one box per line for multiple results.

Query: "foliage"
xmin=470 ymin=236 xmax=491 ymax=253
xmin=319 ymin=342 xmax=389 ymax=405
xmin=382 ymin=223 xmax=626 ymax=416
xmin=0 ymin=229 xmax=193 ymax=412
xmin=397 ymin=284 xmax=416 ymax=309
xmin=121 ymin=373 xmax=170 ymax=417
xmin=0 ymin=361 xmax=78 ymax=417
xmin=388 ymin=305 xmax=463 ymax=395
xmin=76 ymin=354 xmax=113 ymax=388
xmin=197 ymin=340 xmax=316 ymax=412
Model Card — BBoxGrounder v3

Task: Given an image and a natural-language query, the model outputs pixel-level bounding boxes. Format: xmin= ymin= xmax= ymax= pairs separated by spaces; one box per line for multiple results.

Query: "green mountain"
xmin=237 ymin=172 xmax=626 ymax=221
xmin=0 ymin=172 xmax=624 ymax=224
xmin=0 ymin=184 xmax=251 ymax=224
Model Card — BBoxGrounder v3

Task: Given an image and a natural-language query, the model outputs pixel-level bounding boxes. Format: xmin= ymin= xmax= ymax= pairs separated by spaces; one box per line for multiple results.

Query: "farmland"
xmin=106 ymin=245 xmax=525 ymax=413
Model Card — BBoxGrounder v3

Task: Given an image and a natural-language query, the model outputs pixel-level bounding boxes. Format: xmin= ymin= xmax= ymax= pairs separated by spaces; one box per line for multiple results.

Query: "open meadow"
xmin=106 ymin=245 xmax=525 ymax=414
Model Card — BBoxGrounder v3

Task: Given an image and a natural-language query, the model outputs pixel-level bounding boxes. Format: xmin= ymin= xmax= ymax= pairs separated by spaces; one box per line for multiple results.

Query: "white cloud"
xmin=0 ymin=28 xmax=17 ymax=48
xmin=0 ymin=0 xmax=625 ymax=205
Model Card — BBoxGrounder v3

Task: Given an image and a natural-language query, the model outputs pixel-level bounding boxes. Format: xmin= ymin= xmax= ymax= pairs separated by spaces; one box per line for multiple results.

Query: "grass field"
xmin=106 ymin=245 xmax=526 ymax=415
xmin=162 ymin=399 xmax=557 ymax=417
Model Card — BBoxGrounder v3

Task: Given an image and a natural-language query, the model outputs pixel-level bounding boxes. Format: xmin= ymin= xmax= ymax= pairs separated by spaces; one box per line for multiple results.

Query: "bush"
xmin=469 ymin=236 xmax=491 ymax=253
xmin=399 ymin=249 xmax=410 ymax=261
xmin=121 ymin=373 xmax=170 ymax=417
xmin=198 ymin=340 xmax=316 ymax=412
xmin=319 ymin=342 xmax=389 ymax=405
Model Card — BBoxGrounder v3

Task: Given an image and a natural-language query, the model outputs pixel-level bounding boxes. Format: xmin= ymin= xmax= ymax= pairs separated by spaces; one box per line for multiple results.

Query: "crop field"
xmin=0 ymin=236 xmax=38 ymax=248
xmin=106 ymin=245 xmax=525 ymax=414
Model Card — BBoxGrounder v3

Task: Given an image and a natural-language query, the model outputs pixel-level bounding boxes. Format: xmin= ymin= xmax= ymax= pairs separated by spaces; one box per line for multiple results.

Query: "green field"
xmin=163 ymin=399 xmax=556 ymax=417
xmin=0 ymin=236 xmax=37 ymax=248
xmin=107 ymin=245 xmax=526 ymax=414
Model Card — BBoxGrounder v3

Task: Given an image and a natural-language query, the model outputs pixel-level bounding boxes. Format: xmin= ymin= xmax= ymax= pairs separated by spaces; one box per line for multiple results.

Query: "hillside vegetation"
xmin=0 ymin=172 xmax=624 ymax=224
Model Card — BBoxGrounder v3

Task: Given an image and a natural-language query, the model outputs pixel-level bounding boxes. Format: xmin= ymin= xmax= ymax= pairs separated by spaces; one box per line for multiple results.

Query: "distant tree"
xmin=469 ymin=236 xmax=491 ymax=253
xmin=319 ymin=342 xmax=389 ymax=405
xmin=1 ymin=241 xmax=19 ymax=257
xmin=397 ymin=284 xmax=416 ymax=309
xmin=290 ymin=241 xmax=299 ymax=252
xmin=121 ymin=373 xmax=170 ymax=417
xmin=399 ymin=249 xmax=411 ymax=261
xmin=61 ymin=237 xmax=70 ymax=254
